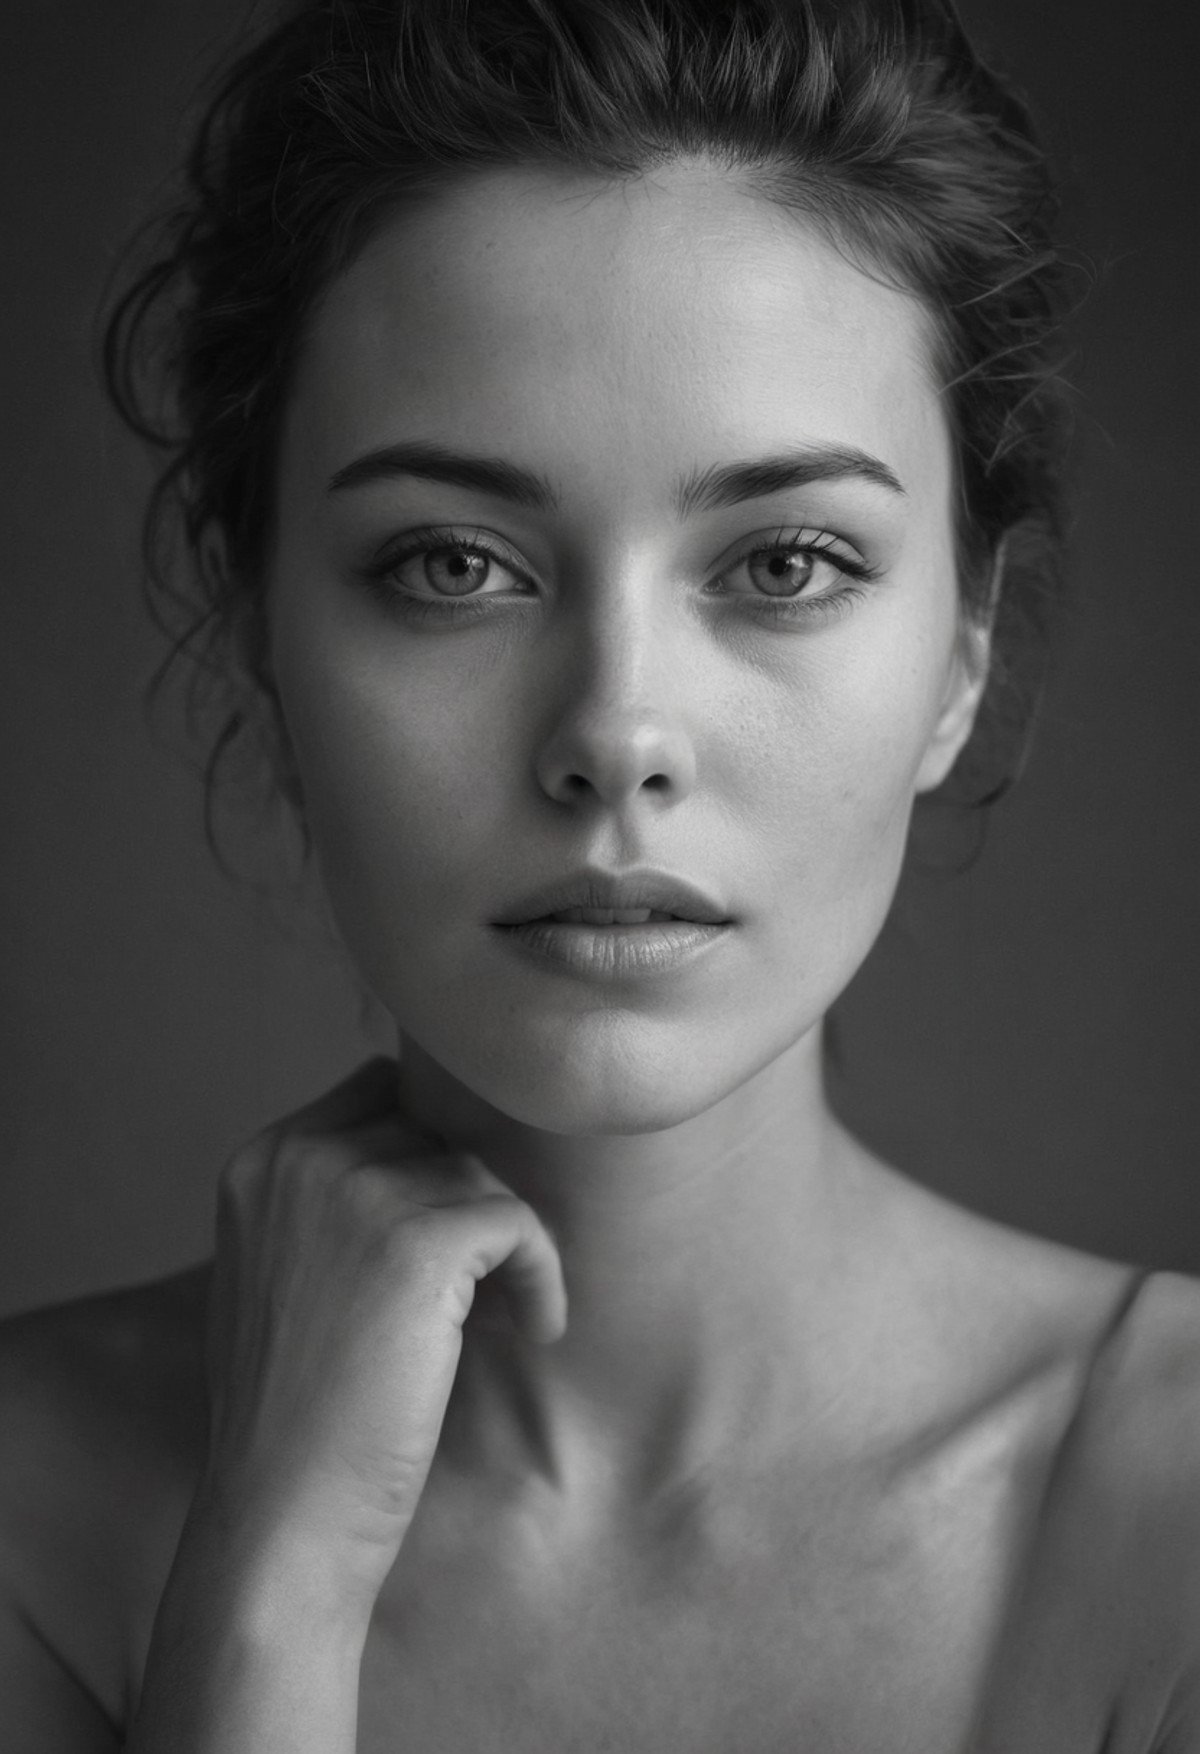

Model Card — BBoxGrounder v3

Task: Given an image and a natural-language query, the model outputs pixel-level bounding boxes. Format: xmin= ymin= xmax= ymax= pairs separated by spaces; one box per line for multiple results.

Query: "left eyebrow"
xmin=325 ymin=439 xmax=906 ymax=512
xmin=676 ymin=445 xmax=906 ymax=514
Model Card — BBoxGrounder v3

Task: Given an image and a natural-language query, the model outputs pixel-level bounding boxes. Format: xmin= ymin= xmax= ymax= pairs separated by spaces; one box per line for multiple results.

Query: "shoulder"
xmin=0 ymin=1261 xmax=211 ymax=1392
xmin=1067 ymin=1269 xmax=1200 ymax=1510
xmin=0 ymin=1267 xmax=211 ymax=1733
xmin=0 ymin=1265 xmax=211 ymax=1512
xmin=1026 ymin=1268 xmax=1200 ymax=1743
xmin=944 ymin=1231 xmax=1200 ymax=1527
xmin=893 ymin=1188 xmax=1200 ymax=1593
xmin=925 ymin=1237 xmax=1200 ymax=1750
xmin=1072 ymin=1269 xmax=1200 ymax=1552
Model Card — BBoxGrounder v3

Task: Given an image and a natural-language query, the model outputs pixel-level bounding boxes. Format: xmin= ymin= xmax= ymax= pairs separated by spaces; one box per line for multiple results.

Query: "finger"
xmin=454 ymin=1197 xmax=567 ymax=1345
xmin=339 ymin=1110 xmax=451 ymax=1165
xmin=499 ymin=1215 xmax=568 ymax=1344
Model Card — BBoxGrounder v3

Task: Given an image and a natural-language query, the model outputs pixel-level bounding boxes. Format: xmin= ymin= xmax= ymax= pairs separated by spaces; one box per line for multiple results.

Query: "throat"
xmin=395 ymin=1025 xmax=862 ymax=1489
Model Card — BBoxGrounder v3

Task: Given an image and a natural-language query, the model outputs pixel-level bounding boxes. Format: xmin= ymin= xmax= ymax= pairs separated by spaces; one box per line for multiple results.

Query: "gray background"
xmin=1 ymin=0 xmax=1196 ymax=1319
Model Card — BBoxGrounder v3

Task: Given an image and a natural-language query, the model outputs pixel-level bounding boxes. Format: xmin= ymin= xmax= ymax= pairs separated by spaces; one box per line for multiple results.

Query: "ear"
xmin=913 ymin=543 xmax=1002 ymax=795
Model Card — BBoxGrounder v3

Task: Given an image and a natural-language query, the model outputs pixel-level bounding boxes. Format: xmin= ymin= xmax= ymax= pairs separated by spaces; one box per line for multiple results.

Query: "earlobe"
xmin=914 ymin=640 xmax=989 ymax=794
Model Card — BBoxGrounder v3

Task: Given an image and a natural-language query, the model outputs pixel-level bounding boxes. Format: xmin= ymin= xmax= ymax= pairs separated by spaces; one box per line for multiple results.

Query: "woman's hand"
xmin=196 ymin=1055 xmax=567 ymax=1613
xmin=127 ymin=1058 xmax=565 ymax=1752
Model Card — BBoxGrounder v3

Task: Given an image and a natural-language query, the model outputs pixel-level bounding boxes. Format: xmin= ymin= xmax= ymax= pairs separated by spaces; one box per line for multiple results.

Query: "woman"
xmin=2 ymin=0 xmax=1198 ymax=1749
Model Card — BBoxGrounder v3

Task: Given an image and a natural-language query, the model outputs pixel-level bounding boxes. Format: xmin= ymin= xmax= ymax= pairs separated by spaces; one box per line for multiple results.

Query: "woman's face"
xmin=267 ymin=160 xmax=985 ymax=1133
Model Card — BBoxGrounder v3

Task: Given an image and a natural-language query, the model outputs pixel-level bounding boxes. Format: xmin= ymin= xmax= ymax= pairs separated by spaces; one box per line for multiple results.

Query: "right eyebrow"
xmin=327 ymin=442 xmax=558 ymax=510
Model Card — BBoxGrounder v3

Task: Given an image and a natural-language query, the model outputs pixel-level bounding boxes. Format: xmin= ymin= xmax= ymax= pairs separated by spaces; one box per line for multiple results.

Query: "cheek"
xmin=270 ymin=619 xmax=515 ymax=954
xmin=709 ymin=616 xmax=952 ymax=1039
xmin=731 ymin=630 xmax=946 ymax=906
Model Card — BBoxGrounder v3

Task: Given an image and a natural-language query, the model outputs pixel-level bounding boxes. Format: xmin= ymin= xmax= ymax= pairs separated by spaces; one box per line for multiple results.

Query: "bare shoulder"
xmin=1017 ymin=1266 xmax=1200 ymax=1745
xmin=875 ymin=1164 xmax=1150 ymax=1407
xmin=898 ymin=1194 xmax=1200 ymax=1747
xmin=0 ymin=1265 xmax=211 ymax=1502
xmin=0 ymin=1261 xmax=210 ymax=1385
xmin=1110 ymin=1267 xmax=1200 ymax=1397
xmin=918 ymin=1193 xmax=1200 ymax=1508
xmin=0 ymin=1267 xmax=211 ymax=1737
xmin=1074 ymin=1267 xmax=1200 ymax=1526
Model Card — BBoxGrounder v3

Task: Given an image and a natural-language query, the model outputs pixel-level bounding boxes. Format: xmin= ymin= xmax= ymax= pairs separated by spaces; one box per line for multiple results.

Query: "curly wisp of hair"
xmin=104 ymin=0 xmax=1077 ymax=850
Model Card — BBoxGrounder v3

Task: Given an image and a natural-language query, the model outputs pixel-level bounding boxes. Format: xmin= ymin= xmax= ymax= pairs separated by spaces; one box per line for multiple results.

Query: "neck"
xmin=395 ymin=1026 xmax=875 ymax=1494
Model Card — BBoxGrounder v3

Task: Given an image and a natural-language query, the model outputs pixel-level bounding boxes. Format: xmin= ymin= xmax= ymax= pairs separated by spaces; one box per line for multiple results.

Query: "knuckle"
xmin=270 ymin=1133 xmax=319 ymax=1176
xmin=218 ymin=1143 xmax=264 ymax=1201
xmin=387 ymin=1205 xmax=473 ymax=1273
xmin=480 ymin=1188 xmax=532 ymax=1226
xmin=274 ymin=1133 xmax=354 ymax=1185
xmin=344 ymin=1159 xmax=412 ymax=1210
xmin=371 ymin=1214 xmax=458 ymax=1291
xmin=336 ymin=1166 xmax=395 ymax=1225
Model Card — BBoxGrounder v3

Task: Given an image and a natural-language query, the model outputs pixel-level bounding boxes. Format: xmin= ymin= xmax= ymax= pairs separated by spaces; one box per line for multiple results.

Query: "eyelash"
xmin=360 ymin=524 xmax=880 ymax=627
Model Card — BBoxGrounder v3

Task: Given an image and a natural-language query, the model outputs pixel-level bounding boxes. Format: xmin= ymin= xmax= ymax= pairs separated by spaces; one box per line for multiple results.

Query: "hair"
xmin=105 ymin=0 xmax=1076 ymax=849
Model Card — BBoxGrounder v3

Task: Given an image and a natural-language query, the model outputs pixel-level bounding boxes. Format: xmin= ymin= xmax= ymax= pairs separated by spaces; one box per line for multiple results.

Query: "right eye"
xmin=357 ymin=525 xmax=540 ymax=625
xmin=373 ymin=529 xmax=535 ymax=601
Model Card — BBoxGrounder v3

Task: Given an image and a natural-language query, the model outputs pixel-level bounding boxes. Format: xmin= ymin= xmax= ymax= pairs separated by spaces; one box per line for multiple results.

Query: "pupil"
xmin=428 ymin=548 xmax=488 ymax=595
xmin=751 ymin=549 xmax=814 ymax=596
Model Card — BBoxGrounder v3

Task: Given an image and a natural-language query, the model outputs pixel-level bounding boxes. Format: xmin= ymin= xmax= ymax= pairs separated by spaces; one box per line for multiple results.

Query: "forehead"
xmin=286 ymin=159 xmax=950 ymax=511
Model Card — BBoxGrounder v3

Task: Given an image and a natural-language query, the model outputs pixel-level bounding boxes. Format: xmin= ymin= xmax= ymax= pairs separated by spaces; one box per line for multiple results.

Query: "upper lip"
xmin=493 ymin=868 xmax=733 ymax=927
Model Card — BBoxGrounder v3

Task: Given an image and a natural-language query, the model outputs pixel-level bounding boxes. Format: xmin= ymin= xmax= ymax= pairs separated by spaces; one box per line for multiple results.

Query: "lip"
xmin=493 ymin=867 xmax=732 ymax=928
xmin=495 ymin=918 xmax=729 ymax=981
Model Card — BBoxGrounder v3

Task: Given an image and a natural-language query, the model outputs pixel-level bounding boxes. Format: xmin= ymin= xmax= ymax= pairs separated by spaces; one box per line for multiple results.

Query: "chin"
xmin=406 ymin=1002 xmax=799 ymax=1137
xmin=493 ymin=1029 xmax=721 ymax=1136
xmin=488 ymin=1075 xmax=717 ymax=1138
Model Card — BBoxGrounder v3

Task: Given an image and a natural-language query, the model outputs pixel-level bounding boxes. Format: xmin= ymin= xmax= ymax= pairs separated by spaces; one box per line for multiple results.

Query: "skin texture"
xmin=3 ymin=158 xmax=1200 ymax=1754
xmin=269 ymin=161 xmax=981 ymax=1141
xmin=264 ymin=157 xmax=995 ymax=1496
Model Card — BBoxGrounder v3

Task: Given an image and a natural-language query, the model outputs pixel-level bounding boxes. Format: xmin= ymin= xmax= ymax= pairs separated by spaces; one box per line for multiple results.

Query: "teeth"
xmin=547 ymin=907 xmax=678 ymax=925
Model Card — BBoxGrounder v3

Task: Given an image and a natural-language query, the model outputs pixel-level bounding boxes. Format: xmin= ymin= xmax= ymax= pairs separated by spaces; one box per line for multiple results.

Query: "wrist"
xmin=128 ymin=1505 xmax=374 ymax=1754
xmin=173 ymin=1484 xmax=387 ymax=1644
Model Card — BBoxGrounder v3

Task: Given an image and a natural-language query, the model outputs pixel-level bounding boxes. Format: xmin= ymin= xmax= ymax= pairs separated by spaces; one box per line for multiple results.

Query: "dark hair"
xmin=105 ymin=0 xmax=1075 ymax=839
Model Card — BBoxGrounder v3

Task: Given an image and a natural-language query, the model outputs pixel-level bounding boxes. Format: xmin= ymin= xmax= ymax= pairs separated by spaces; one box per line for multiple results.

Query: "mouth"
xmin=531 ymin=907 xmax=687 ymax=926
xmin=493 ymin=906 xmax=730 ymax=981
xmin=493 ymin=868 xmax=732 ymax=930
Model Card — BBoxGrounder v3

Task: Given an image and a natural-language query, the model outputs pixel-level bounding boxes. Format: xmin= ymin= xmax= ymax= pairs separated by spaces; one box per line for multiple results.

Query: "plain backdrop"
xmin=1 ymin=0 xmax=1197 ymax=1319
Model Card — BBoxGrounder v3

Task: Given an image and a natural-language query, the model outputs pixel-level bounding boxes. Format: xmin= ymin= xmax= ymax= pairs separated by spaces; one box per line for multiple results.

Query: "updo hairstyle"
xmin=105 ymin=0 xmax=1075 ymax=836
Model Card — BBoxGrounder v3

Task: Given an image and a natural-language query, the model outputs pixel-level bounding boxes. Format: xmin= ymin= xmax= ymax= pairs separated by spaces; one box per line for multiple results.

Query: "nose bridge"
xmin=534 ymin=563 xmax=697 ymax=810
xmin=570 ymin=565 xmax=660 ymax=700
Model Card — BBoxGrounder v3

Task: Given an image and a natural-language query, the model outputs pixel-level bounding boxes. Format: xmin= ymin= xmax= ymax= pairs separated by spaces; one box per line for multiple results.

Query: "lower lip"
xmin=494 ymin=920 xmax=731 ymax=980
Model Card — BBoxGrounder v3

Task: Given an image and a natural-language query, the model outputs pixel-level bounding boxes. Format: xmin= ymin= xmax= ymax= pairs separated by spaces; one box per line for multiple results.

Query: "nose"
xmin=533 ymin=583 xmax=698 ymax=813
